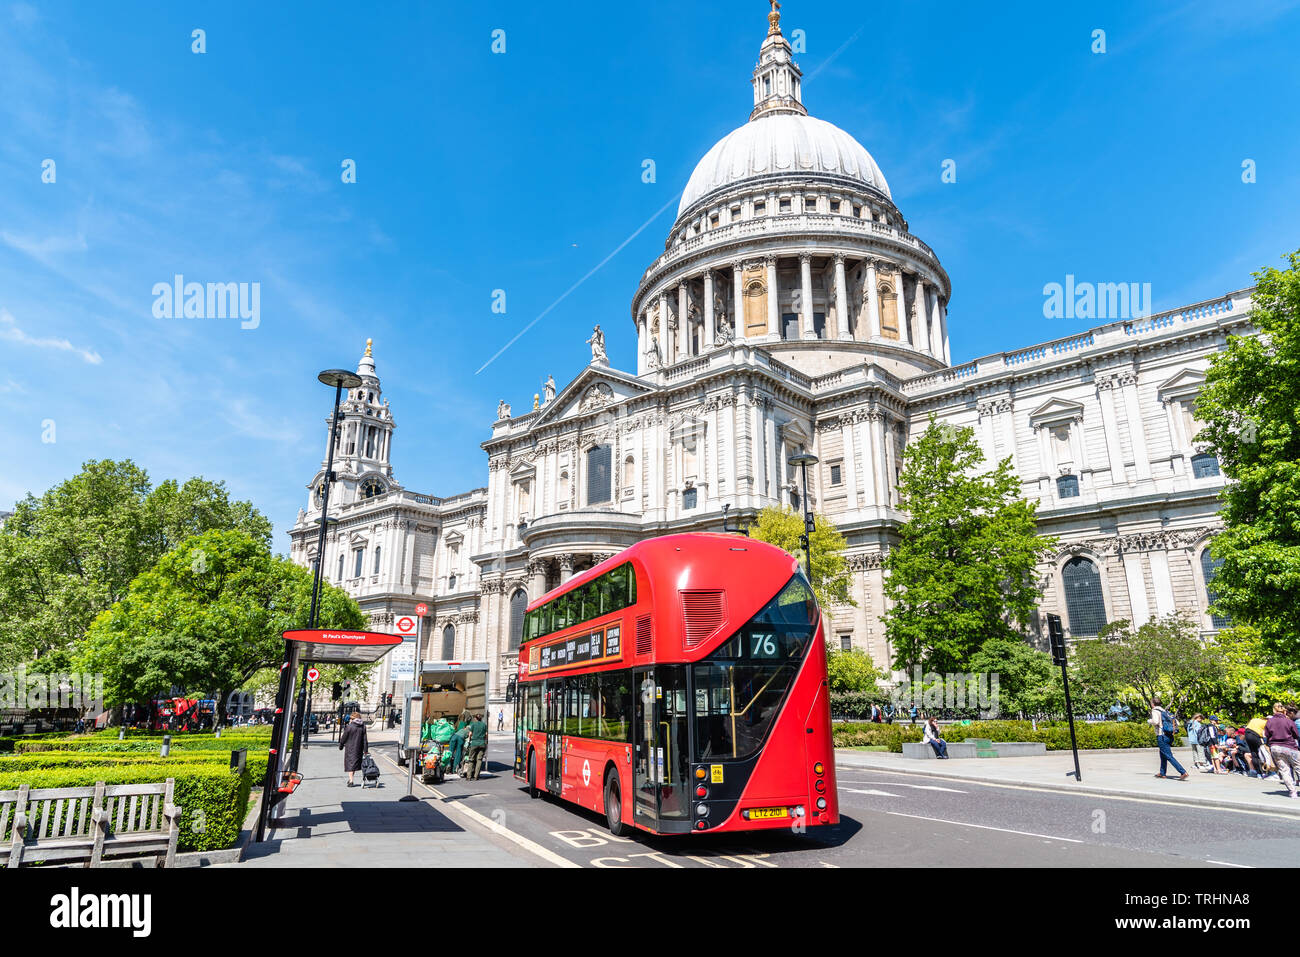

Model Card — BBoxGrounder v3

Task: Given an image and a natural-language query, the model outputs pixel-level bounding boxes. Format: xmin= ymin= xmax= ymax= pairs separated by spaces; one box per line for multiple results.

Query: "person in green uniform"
xmin=465 ymin=713 xmax=489 ymax=780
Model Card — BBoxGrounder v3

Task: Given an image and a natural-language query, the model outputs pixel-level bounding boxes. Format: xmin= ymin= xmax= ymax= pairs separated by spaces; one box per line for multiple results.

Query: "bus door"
xmin=633 ymin=668 xmax=656 ymax=822
xmin=544 ymin=680 xmax=562 ymax=794
xmin=632 ymin=666 xmax=690 ymax=826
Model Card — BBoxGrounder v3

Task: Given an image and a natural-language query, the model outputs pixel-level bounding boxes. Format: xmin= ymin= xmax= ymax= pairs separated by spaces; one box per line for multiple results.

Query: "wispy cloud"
xmin=0 ymin=308 xmax=102 ymax=364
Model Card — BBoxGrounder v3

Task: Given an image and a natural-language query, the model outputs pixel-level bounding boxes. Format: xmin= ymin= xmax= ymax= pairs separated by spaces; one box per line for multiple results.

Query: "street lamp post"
xmin=787 ymin=451 xmax=819 ymax=584
xmin=256 ymin=367 xmax=361 ymax=843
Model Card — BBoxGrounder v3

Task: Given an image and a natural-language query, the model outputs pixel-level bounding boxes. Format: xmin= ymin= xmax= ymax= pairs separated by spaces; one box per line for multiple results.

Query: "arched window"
xmin=1056 ymin=475 xmax=1080 ymax=499
xmin=559 ymin=470 xmax=570 ymax=508
xmin=353 ymin=549 xmax=364 ymax=579
xmin=1200 ymin=549 xmax=1231 ymax=629
xmin=623 ymin=455 xmax=635 ymax=494
xmin=1191 ymin=453 xmax=1221 ymax=479
xmin=879 ymin=285 xmax=900 ymax=340
xmin=337 ymin=554 xmax=344 ymax=581
xmin=587 ymin=445 xmax=612 ymax=505
xmin=448 ymin=573 xmax=457 ymax=591
xmin=1062 ymin=557 xmax=1107 ymax=637
xmin=441 ymin=625 xmax=455 ymax=659
xmin=373 ymin=546 xmax=381 ymax=576
xmin=509 ymin=589 xmax=527 ymax=652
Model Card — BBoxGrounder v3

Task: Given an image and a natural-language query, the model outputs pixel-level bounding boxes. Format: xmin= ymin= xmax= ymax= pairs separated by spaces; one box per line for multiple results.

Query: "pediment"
xmin=532 ymin=365 xmax=656 ymax=427
xmin=509 ymin=459 xmax=537 ymax=481
xmin=1156 ymin=367 xmax=1206 ymax=401
xmin=1028 ymin=397 xmax=1085 ymax=427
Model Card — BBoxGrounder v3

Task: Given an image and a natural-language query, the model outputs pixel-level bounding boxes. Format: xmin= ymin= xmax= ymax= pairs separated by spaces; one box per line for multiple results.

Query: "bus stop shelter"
xmin=256 ymin=629 xmax=403 ymax=841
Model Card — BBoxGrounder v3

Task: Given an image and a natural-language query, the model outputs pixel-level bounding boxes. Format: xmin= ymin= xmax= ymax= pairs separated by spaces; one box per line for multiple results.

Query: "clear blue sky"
xmin=2 ymin=0 xmax=1297 ymax=547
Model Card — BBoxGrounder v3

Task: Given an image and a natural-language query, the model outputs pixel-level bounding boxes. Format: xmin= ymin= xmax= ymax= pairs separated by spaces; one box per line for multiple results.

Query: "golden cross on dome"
xmin=364 ymin=338 xmax=373 ymax=357
xmin=768 ymin=0 xmax=782 ymax=35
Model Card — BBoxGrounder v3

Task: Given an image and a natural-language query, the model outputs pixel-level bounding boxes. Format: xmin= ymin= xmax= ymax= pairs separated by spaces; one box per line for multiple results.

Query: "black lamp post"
xmin=787 ymin=451 xmax=819 ymax=583
xmin=256 ymin=367 xmax=361 ymax=842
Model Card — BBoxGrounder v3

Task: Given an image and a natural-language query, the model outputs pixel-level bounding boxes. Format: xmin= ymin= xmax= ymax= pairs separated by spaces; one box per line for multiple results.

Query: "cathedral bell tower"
xmin=751 ymin=0 xmax=806 ymax=121
xmin=307 ymin=339 xmax=398 ymax=511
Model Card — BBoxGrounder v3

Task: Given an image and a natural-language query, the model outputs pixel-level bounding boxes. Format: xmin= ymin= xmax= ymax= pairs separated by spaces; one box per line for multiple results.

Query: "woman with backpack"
xmin=1149 ymin=697 xmax=1188 ymax=780
xmin=339 ymin=711 xmax=369 ymax=787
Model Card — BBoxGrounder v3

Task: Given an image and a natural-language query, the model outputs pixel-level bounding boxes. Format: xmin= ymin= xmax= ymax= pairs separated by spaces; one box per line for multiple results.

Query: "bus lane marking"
xmin=885 ymin=810 xmax=1084 ymax=844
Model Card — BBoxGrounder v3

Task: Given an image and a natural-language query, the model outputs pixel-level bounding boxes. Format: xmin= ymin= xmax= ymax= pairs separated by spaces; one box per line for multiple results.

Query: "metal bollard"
xmin=161 ymin=734 xmax=171 ymax=758
xmin=118 ymin=728 xmax=125 ymax=740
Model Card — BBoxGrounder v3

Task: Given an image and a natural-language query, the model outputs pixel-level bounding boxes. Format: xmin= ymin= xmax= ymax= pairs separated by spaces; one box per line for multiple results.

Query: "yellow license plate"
xmin=748 ymin=807 xmax=788 ymax=820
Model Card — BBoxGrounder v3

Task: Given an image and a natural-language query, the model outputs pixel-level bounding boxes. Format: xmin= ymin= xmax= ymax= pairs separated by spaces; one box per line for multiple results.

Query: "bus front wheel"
xmin=527 ymin=750 xmax=539 ymax=799
xmin=605 ymin=768 xmax=625 ymax=836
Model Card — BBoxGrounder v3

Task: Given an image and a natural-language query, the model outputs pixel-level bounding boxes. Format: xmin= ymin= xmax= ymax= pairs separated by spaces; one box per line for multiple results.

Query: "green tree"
xmin=748 ymin=505 xmax=854 ymax=610
xmin=884 ymin=418 xmax=1052 ymax=674
xmin=1196 ymin=250 xmax=1300 ymax=660
xmin=77 ymin=529 xmax=364 ymax=714
xmin=1070 ymin=614 xmax=1226 ymax=719
xmin=966 ymin=636 xmax=1065 ymax=719
xmin=0 ymin=460 xmax=270 ymax=667
xmin=825 ymin=646 xmax=887 ymax=694
xmin=1205 ymin=623 xmax=1300 ymax=718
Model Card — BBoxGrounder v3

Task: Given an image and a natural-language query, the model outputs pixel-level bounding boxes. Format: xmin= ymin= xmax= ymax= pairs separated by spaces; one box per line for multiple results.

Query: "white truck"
xmin=399 ymin=660 xmax=490 ymax=782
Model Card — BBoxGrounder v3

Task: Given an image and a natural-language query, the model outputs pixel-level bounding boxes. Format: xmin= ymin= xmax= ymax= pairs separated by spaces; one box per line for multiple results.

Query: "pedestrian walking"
xmin=1187 ymin=714 xmax=1205 ymax=769
xmin=339 ymin=711 xmax=369 ymax=787
xmin=497 ymin=708 xmax=504 ymax=731
xmin=922 ymin=716 xmax=948 ymax=759
xmin=1149 ymin=697 xmax=1188 ymax=780
xmin=465 ymin=712 xmax=489 ymax=780
xmin=1264 ymin=702 xmax=1300 ymax=799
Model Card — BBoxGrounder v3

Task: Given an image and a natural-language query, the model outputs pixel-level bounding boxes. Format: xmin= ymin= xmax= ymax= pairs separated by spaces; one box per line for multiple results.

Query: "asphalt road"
xmin=371 ymin=738 xmax=1300 ymax=868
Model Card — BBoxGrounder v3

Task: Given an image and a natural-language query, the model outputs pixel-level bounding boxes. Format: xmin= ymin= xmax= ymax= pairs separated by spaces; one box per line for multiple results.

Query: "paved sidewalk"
xmin=836 ymin=747 xmax=1300 ymax=815
xmin=235 ymin=726 xmax=526 ymax=867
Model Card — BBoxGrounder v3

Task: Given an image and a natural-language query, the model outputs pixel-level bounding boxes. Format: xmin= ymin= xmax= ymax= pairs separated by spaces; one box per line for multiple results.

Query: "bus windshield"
xmin=692 ymin=573 xmax=818 ymax=761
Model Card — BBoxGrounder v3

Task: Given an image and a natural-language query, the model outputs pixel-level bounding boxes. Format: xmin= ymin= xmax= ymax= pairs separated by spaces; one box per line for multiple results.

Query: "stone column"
xmin=677 ymin=281 xmax=690 ymax=360
xmin=658 ymin=292 xmax=671 ymax=364
xmin=766 ymin=257 xmax=779 ymax=338
xmin=909 ymin=276 xmax=924 ymax=349
xmin=1120 ymin=371 xmax=1151 ymax=480
xmin=703 ymin=270 xmax=716 ymax=350
xmin=928 ymin=285 xmax=943 ymax=358
xmin=938 ymin=298 xmax=951 ymax=364
xmin=833 ymin=254 xmax=848 ymax=341
xmin=799 ymin=254 xmax=814 ymax=339
xmin=636 ymin=314 xmax=646 ymax=375
xmin=864 ymin=260 xmax=881 ymax=340
xmin=871 ymin=413 xmax=888 ymax=506
xmin=558 ymin=553 xmax=575 ymax=584
xmin=842 ymin=417 xmax=858 ymax=507
xmin=733 ymin=263 xmax=743 ymax=341
xmin=529 ymin=559 xmax=547 ymax=598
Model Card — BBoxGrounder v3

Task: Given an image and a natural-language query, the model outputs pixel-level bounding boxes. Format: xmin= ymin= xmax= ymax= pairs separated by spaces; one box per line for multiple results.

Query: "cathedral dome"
xmin=679 ymin=113 xmax=891 ymax=217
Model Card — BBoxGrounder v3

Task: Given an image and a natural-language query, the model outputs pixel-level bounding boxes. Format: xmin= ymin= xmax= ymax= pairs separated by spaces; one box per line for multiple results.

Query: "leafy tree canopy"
xmin=1196 ymin=249 xmax=1300 ymax=660
xmin=747 ymin=505 xmax=854 ymax=611
xmin=78 ymin=529 xmax=364 ymax=709
xmin=826 ymin=646 xmax=887 ymax=694
xmin=0 ymin=459 xmax=271 ymax=667
xmin=966 ymin=636 xmax=1066 ymax=719
xmin=884 ymin=418 xmax=1052 ymax=674
xmin=1070 ymin=614 xmax=1226 ymax=719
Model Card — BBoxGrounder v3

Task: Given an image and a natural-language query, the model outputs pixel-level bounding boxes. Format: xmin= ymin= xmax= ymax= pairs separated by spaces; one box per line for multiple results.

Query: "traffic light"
xmin=331 ymin=682 xmax=342 ymax=701
xmin=1047 ymin=613 xmax=1067 ymax=666
xmin=506 ymin=675 xmax=517 ymax=704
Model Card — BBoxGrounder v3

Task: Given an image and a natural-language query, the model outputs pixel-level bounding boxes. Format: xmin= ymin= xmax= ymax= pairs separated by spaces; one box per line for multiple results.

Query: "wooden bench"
xmin=0 ymin=779 xmax=181 ymax=868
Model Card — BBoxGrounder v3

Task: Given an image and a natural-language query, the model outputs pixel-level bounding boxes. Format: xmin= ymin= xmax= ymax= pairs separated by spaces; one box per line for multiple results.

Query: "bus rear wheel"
xmin=527 ymin=750 xmax=539 ymax=799
xmin=605 ymin=769 xmax=625 ymax=836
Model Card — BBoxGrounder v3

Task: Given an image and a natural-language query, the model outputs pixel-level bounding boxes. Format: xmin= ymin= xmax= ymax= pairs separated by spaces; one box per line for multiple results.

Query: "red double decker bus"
xmin=513 ymin=533 xmax=837 ymax=836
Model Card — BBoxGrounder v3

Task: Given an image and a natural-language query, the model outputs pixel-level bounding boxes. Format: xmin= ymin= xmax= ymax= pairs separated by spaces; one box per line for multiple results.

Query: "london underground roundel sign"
xmin=395 ymin=615 xmax=418 ymax=636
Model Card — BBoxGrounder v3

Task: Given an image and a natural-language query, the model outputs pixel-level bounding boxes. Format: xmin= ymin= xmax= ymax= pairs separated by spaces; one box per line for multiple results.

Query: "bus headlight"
xmin=816 ymin=797 xmax=827 ymax=810
xmin=696 ymin=803 xmax=709 ymax=817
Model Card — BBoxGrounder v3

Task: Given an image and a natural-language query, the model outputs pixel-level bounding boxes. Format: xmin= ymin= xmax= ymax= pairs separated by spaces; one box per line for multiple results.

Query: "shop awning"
xmin=281 ymin=629 xmax=404 ymax=664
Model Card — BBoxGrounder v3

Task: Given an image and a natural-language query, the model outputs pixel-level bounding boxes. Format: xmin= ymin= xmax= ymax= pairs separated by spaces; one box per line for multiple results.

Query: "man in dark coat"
xmin=339 ymin=713 xmax=369 ymax=787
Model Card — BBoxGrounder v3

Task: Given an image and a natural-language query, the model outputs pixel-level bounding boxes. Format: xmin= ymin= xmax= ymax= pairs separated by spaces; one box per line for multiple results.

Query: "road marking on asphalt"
xmin=885 ymin=810 xmax=1084 ymax=844
xmin=1205 ymin=859 xmax=1253 ymax=868
xmin=842 ymin=781 xmax=968 ymax=793
xmin=844 ymin=769 xmax=1300 ymax=822
xmin=845 ymin=788 xmax=899 ymax=797
xmin=373 ymin=747 xmax=579 ymax=868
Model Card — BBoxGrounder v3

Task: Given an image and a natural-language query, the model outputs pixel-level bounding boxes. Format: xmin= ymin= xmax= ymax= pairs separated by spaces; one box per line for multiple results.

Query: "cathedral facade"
xmin=288 ymin=8 xmax=1251 ymax=706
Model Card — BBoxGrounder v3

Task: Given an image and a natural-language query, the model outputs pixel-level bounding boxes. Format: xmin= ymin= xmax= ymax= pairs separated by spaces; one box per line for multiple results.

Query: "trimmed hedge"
xmin=833 ymin=719 xmax=1158 ymax=752
xmin=0 ymin=750 xmax=268 ymax=783
xmin=16 ymin=735 xmax=285 ymax=754
xmin=0 ymin=763 xmax=252 ymax=852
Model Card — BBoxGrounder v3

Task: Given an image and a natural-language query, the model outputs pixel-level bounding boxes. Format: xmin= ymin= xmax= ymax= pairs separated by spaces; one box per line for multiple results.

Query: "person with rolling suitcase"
xmin=339 ymin=711 xmax=369 ymax=787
